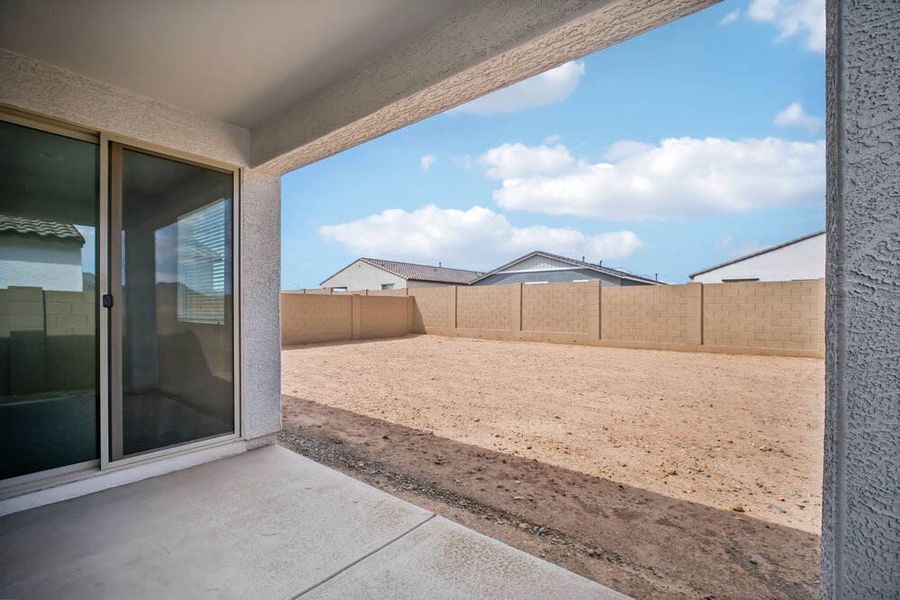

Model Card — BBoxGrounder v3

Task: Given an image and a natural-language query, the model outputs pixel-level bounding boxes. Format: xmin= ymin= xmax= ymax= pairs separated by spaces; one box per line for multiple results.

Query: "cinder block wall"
xmin=702 ymin=279 xmax=825 ymax=352
xmin=457 ymin=285 xmax=519 ymax=332
xmin=281 ymin=293 xmax=352 ymax=345
xmin=280 ymin=292 xmax=411 ymax=345
xmin=602 ymin=283 xmax=702 ymax=345
xmin=408 ymin=286 xmax=456 ymax=333
xmin=358 ymin=296 xmax=409 ymax=339
xmin=522 ymin=281 xmax=598 ymax=335
xmin=0 ymin=286 xmax=96 ymax=395
xmin=282 ymin=279 xmax=825 ymax=357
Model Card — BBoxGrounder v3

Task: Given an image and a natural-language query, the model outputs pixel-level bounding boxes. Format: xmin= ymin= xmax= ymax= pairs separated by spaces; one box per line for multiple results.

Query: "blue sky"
xmin=281 ymin=0 xmax=825 ymax=289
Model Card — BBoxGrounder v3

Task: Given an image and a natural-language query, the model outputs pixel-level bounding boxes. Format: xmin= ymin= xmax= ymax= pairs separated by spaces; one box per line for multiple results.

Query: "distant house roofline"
xmin=320 ymin=257 xmax=483 ymax=287
xmin=469 ymin=250 xmax=662 ymax=285
xmin=0 ymin=214 xmax=85 ymax=245
xmin=689 ymin=230 xmax=826 ymax=280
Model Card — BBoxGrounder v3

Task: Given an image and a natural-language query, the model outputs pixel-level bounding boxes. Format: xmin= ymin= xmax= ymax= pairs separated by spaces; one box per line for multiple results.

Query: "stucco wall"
xmin=0 ymin=237 xmax=84 ymax=292
xmin=823 ymin=1 xmax=900 ymax=597
xmin=475 ymin=268 xmax=627 ymax=286
xmin=320 ymin=260 xmax=407 ymax=291
xmin=693 ymin=233 xmax=826 ymax=283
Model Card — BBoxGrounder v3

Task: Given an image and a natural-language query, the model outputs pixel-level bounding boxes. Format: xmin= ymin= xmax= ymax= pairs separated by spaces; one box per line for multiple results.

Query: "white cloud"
xmin=774 ymin=101 xmax=823 ymax=132
xmin=481 ymin=137 xmax=824 ymax=221
xmin=748 ymin=0 xmax=825 ymax=52
xmin=480 ymin=143 xmax=576 ymax=179
xmin=719 ymin=8 xmax=741 ymax=25
xmin=544 ymin=134 xmax=562 ymax=145
xmin=603 ymin=140 xmax=653 ymax=162
xmin=319 ymin=205 xmax=641 ymax=270
xmin=420 ymin=154 xmax=437 ymax=171
xmin=452 ymin=62 xmax=586 ymax=115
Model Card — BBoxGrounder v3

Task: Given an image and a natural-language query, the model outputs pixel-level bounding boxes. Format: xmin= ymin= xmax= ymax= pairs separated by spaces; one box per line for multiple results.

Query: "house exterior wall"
xmin=823 ymin=1 xmax=900 ymax=596
xmin=692 ymin=233 xmax=826 ymax=283
xmin=405 ymin=279 xmax=458 ymax=289
xmin=0 ymin=237 xmax=84 ymax=292
xmin=0 ymin=52 xmax=281 ymax=459
xmin=320 ymin=260 xmax=407 ymax=291
xmin=475 ymin=267 xmax=627 ymax=286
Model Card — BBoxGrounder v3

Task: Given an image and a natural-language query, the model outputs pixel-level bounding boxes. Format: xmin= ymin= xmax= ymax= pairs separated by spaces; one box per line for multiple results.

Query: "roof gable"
xmin=496 ymin=254 xmax=573 ymax=273
xmin=471 ymin=251 xmax=660 ymax=285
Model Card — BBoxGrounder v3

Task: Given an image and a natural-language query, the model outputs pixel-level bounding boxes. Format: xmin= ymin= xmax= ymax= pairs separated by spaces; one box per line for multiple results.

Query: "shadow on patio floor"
xmin=280 ymin=396 xmax=820 ymax=600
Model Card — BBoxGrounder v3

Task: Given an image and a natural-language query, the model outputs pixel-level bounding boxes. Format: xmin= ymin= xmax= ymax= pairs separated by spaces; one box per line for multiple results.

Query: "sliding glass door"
xmin=1 ymin=113 xmax=238 ymax=484
xmin=109 ymin=144 xmax=236 ymax=461
xmin=0 ymin=119 xmax=100 ymax=480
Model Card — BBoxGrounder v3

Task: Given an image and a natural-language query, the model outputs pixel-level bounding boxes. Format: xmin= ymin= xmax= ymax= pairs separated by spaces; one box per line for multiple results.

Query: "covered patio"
xmin=0 ymin=1 xmax=897 ymax=598
xmin=0 ymin=445 xmax=620 ymax=599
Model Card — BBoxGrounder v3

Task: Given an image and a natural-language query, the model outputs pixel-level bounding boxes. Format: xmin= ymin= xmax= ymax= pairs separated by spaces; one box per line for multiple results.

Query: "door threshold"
xmin=0 ymin=438 xmax=248 ymax=518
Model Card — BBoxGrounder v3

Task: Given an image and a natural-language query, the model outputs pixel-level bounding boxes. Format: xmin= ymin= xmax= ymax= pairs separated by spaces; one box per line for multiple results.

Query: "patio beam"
xmin=250 ymin=0 xmax=717 ymax=174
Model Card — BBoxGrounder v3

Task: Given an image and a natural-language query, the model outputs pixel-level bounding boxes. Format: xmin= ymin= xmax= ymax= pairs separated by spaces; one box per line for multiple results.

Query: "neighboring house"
xmin=690 ymin=231 xmax=825 ymax=283
xmin=0 ymin=214 xmax=85 ymax=292
xmin=0 ymin=3 xmax=894 ymax=595
xmin=320 ymin=257 xmax=483 ymax=291
xmin=471 ymin=250 xmax=661 ymax=286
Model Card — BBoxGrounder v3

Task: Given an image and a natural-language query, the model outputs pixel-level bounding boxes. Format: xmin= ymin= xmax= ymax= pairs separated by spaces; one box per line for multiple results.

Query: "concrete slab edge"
xmin=291 ymin=514 xmax=437 ymax=599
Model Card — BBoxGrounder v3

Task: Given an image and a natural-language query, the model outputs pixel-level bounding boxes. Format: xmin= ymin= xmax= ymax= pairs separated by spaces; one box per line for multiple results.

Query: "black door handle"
xmin=102 ymin=294 xmax=114 ymax=309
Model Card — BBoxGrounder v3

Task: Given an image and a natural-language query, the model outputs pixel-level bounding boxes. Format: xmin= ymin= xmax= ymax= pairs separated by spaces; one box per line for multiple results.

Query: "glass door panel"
xmin=110 ymin=145 xmax=234 ymax=460
xmin=0 ymin=120 xmax=99 ymax=480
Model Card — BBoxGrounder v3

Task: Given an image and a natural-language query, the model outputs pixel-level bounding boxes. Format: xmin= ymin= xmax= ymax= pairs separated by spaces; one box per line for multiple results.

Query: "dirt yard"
xmin=281 ymin=335 xmax=824 ymax=599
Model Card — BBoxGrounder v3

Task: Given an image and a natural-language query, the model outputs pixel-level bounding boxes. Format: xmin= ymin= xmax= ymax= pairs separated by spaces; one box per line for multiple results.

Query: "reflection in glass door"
xmin=109 ymin=145 xmax=235 ymax=460
xmin=0 ymin=119 xmax=99 ymax=480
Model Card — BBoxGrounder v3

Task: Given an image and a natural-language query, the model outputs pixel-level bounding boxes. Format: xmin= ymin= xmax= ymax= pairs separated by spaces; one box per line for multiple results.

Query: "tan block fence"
xmin=281 ymin=279 xmax=825 ymax=357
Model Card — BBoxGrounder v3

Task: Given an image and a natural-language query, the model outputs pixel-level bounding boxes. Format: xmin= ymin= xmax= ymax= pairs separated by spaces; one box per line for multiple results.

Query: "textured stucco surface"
xmin=240 ymin=169 xmax=282 ymax=439
xmin=253 ymin=0 xmax=716 ymax=173
xmin=0 ymin=48 xmax=249 ymax=166
xmin=823 ymin=1 xmax=900 ymax=598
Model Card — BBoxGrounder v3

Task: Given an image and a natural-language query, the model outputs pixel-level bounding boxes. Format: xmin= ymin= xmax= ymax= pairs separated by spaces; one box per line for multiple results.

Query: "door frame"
xmin=0 ymin=107 xmax=242 ymax=492
xmin=101 ymin=134 xmax=242 ymax=470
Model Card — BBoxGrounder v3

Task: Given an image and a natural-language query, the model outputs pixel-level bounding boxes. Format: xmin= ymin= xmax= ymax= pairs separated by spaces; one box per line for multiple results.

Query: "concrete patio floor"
xmin=0 ymin=445 xmax=626 ymax=599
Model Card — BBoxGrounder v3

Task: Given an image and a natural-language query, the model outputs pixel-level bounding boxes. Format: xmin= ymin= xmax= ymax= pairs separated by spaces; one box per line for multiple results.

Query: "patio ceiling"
xmin=0 ymin=0 xmax=464 ymax=129
xmin=0 ymin=0 xmax=715 ymax=173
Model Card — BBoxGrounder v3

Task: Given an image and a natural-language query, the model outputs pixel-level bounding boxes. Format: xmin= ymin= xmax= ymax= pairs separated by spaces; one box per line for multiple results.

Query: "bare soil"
xmin=281 ymin=335 xmax=824 ymax=599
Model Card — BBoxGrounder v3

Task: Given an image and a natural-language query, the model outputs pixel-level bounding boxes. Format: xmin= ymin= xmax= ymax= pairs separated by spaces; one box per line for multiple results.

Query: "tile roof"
xmin=358 ymin=258 xmax=484 ymax=284
xmin=470 ymin=250 xmax=662 ymax=285
xmin=0 ymin=214 xmax=85 ymax=244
